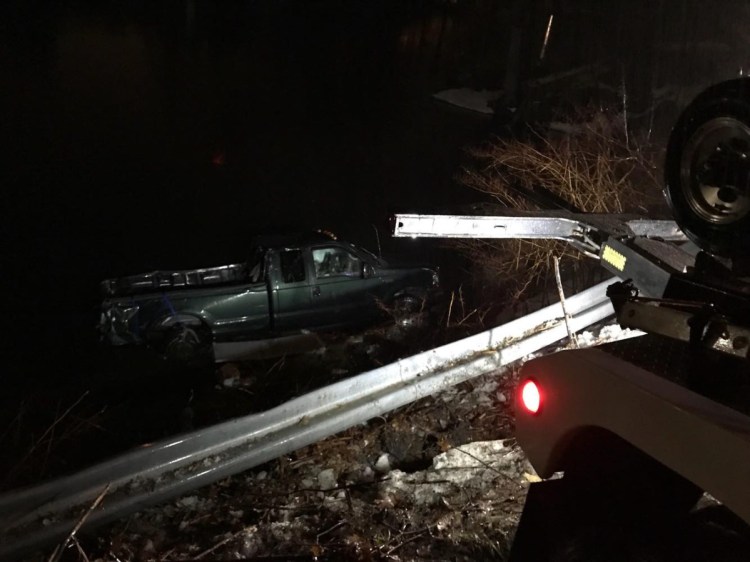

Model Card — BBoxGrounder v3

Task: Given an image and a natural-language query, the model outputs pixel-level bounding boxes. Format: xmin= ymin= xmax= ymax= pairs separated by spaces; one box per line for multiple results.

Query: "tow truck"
xmin=394 ymin=78 xmax=750 ymax=559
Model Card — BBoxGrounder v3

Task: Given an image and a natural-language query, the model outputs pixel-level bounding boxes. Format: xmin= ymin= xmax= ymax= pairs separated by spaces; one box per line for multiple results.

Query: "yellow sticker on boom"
xmin=602 ymin=245 xmax=627 ymax=271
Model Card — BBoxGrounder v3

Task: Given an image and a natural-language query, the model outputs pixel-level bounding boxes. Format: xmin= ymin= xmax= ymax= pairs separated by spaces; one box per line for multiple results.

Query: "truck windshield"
xmin=351 ymin=243 xmax=388 ymax=267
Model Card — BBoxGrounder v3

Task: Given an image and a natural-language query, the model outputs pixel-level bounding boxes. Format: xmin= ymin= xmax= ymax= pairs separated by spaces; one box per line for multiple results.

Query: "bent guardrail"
xmin=0 ymin=279 xmax=620 ymax=561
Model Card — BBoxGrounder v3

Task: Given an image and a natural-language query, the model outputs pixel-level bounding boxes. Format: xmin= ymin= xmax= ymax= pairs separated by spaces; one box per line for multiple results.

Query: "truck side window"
xmin=279 ymin=250 xmax=306 ymax=283
xmin=312 ymin=247 xmax=361 ymax=278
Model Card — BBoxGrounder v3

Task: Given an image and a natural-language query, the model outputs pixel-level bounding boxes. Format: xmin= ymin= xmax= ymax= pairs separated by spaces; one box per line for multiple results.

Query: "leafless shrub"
xmin=0 ymin=392 xmax=105 ymax=490
xmin=444 ymin=285 xmax=494 ymax=331
xmin=457 ymin=107 xmax=665 ymax=302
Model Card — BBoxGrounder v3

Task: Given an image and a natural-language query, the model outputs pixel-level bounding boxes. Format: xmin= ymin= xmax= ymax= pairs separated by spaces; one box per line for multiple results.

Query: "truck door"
xmin=309 ymin=245 xmax=376 ymax=325
xmin=270 ymin=248 xmax=315 ymax=331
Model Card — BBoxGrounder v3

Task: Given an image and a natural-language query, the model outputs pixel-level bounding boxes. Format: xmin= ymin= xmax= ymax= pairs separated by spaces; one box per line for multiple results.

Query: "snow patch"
xmin=379 ymin=440 xmax=532 ymax=508
xmin=374 ymin=453 xmax=392 ymax=474
xmin=316 ymin=468 xmax=337 ymax=490
xmin=576 ymin=322 xmax=644 ymax=348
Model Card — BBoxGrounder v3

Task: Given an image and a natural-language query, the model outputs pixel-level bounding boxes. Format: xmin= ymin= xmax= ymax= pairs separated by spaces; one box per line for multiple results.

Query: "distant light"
xmin=411 ymin=235 xmax=417 ymax=239
xmin=521 ymin=380 xmax=541 ymax=414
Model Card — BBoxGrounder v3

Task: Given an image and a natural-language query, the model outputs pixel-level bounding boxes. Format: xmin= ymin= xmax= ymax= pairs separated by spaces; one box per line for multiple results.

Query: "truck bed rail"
xmin=100 ymin=263 xmax=251 ymax=297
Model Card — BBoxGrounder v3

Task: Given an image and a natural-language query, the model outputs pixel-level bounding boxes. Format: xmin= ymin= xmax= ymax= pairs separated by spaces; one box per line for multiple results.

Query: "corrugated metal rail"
xmin=0 ymin=279 xmax=618 ymax=561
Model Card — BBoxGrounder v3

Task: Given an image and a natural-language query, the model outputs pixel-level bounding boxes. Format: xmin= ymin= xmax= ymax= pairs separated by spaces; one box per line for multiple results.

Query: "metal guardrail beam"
xmin=393 ymin=213 xmax=589 ymax=240
xmin=391 ymin=213 xmax=590 ymax=258
xmin=0 ymin=279 xmax=618 ymax=561
xmin=391 ymin=213 xmax=686 ymax=246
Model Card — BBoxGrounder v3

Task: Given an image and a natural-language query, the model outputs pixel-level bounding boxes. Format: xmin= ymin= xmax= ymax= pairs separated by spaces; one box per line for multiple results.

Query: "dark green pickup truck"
xmin=100 ymin=232 xmax=439 ymax=360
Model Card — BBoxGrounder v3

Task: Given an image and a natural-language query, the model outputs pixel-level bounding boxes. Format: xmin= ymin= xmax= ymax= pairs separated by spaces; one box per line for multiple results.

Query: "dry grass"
xmin=0 ymin=392 xmax=105 ymax=491
xmin=457 ymin=108 xmax=665 ymax=302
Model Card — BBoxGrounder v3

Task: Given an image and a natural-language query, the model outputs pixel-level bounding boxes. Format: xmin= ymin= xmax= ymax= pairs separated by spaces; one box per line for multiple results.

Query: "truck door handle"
xmin=312 ymin=286 xmax=321 ymax=297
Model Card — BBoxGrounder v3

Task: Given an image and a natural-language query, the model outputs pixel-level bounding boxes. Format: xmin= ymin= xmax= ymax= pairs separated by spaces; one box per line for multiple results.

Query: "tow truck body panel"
xmin=516 ymin=346 xmax=750 ymax=526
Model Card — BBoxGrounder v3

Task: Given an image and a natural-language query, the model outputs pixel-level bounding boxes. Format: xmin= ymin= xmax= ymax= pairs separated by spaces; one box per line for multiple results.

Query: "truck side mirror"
xmin=362 ymin=263 xmax=374 ymax=279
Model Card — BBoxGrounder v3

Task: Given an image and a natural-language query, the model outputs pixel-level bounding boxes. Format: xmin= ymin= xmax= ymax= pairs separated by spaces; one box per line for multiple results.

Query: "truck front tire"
xmin=162 ymin=323 xmax=212 ymax=364
xmin=391 ymin=293 xmax=425 ymax=328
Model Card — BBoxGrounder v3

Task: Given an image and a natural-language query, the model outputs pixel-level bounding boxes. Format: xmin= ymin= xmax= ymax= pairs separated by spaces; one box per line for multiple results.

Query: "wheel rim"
xmin=680 ymin=116 xmax=750 ymax=226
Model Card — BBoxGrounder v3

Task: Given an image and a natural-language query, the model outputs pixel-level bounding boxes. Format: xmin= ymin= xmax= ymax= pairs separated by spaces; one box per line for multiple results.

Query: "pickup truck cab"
xmin=100 ymin=232 xmax=439 ymax=360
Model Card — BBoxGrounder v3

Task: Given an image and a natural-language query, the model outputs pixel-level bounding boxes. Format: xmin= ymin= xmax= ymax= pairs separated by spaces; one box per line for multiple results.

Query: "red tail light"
xmin=521 ymin=380 xmax=541 ymax=414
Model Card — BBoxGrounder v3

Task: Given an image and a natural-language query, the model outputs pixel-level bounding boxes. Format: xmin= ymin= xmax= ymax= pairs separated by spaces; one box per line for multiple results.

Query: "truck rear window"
xmin=279 ymin=249 xmax=306 ymax=283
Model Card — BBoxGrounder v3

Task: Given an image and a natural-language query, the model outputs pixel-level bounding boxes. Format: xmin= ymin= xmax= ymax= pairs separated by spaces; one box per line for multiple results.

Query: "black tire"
xmin=665 ymin=78 xmax=750 ymax=257
xmin=391 ymin=294 xmax=423 ymax=326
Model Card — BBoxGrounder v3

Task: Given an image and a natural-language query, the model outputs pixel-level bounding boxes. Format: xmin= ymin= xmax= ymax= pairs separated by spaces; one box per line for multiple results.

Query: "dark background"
xmin=3 ymin=1 xmax=505 ymax=387
xmin=3 ymin=0 xmax=749 ymax=388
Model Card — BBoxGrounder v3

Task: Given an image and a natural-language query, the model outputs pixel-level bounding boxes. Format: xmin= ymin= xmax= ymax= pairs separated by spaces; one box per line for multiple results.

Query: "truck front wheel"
xmin=162 ymin=324 xmax=212 ymax=364
xmin=391 ymin=294 xmax=425 ymax=328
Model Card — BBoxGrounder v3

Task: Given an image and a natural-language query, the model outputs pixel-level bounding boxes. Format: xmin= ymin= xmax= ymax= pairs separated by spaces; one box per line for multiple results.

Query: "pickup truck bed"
xmin=100 ymin=263 xmax=255 ymax=297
